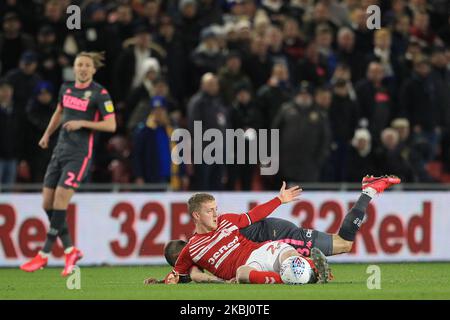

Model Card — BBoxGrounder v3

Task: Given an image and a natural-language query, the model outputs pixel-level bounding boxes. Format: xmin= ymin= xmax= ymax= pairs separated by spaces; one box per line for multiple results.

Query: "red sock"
xmin=249 ymin=270 xmax=283 ymax=284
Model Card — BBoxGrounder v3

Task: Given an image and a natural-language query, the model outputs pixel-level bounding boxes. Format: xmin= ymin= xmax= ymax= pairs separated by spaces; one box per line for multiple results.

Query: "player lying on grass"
xmin=163 ymin=182 xmax=332 ymax=285
xmin=145 ymin=175 xmax=401 ymax=284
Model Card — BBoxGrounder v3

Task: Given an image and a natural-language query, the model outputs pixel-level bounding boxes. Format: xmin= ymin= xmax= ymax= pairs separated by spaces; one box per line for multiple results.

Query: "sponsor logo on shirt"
xmin=63 ymin=95 xmax=89 ymax=111
xmin=208 ymin=235 xmax=239 ymax=266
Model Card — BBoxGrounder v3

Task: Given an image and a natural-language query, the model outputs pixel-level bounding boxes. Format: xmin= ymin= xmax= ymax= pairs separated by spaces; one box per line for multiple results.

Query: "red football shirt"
xmin=173 ymin=197 xmax=282 ymax=280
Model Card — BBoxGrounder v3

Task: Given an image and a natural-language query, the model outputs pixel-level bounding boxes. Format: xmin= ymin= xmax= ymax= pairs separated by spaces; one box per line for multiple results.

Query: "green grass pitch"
xmin=1 ymin=263 xmax=449 ymax=300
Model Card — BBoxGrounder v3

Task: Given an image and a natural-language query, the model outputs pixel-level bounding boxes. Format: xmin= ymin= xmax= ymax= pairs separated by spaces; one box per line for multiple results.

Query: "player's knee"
xmin=344 ymin=241 xmax=353 ymax=252
xmin=53 ymin=189 xmax=72 ymax=209
xmin=332 ymin=235 xmax=353 ymax=254
xmin=236 ymin=266 xmax=250 ymax=284
xmin=339 ymin=238 xmax=353 ymax=253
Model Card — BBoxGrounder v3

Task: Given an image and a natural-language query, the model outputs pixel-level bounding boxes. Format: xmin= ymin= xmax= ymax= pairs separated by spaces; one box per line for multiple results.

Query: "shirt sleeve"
xmin=96 ymin=88 xmax=116 ymax=120
xmin=57 ymin=84 xmax=66 ymax=105
xmin=173 ymin=244 xmax=194 ymax=276
xmin=220 ymin=197 xmax=282 ymax=229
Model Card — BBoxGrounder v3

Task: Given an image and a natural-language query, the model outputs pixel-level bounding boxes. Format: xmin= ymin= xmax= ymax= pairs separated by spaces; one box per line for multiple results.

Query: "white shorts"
xmin=245 ymin=241 xmax=294 ymax=272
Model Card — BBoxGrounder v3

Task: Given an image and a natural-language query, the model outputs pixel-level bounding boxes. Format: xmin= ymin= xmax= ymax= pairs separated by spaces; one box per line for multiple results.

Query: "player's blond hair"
xmin=188 ymin=193 xmax=215 ymax=216
xmin=75 ymin=51 xmax=105 ymax=69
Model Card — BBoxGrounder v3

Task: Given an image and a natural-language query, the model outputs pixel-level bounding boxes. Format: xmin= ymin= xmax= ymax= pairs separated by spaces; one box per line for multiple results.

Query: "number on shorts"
xmin=266 ymin=243 xmax=280 ymax=254
xmin=64 ymin=172 xmax=76 ymax=187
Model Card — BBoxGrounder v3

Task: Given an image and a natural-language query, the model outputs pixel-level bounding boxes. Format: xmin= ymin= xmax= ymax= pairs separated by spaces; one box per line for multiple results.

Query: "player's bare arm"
xmin=189 ymin=266 xmax=229 ymax=283
xmin=39 ymin=103 xmax=63 ymax=149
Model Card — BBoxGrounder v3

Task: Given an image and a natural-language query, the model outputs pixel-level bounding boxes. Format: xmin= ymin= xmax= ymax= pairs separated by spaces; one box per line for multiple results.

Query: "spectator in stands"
xmin=355 ymin=61 xmax=393 ymax=144
xmin=315 ymin=24 xmax=337 ymax=76
xmin=329 ymin=79 xmax=360 ymax=181
xmin=197 ymin=0 xmax=223 ymax=27
xmin=260 ymin=0 xmax=289 ymax=25
xmin=36 ymin=25 xmax=62 ymax=87
xmin=391 ymin=118 xmax=435 ymax=182
xmin=330 ymin=63 xmax=357 ymax=101
xmin=256 ymin=62 xmax=293 ymax=128
xmin=265 ymin=25 xmax=287 ymax=65
xmin=5 ymin=51 xmax=42 ymax=118
xmin=125 ymin=57 xmax=161 ymax=131
xmin=320 ymin=0 xmax=350 ymax=27
xmin=142 ymin=0 xmax=163 ymax=33
xmin=227 ymin=81 xmax=263 ymax=190
xmin=272 ymin=81 xmax=331 ymax=183
xmin=374 ymin=128 xmax=414 ymax=182
xmin=409 ymin=11 xmax=443 ymax=48
xmin=397 ymin=38 xmax=423 ymax=82
xmin=297 ymin=41 xmax=329 ymax=88
xmin=0 ymin=12 xmax=35 ymax=76
xmin=350 ymin=7 xmax=373 ymax=55
xmin=399 ymin=55 xmax=443 ymax=160
xmin=1 ymin=0 xmax=450 ymax=187
xmin=176 ymin=0 xmax=202 ymax=75
xmin=429 ymin=47 xmax=450 ymax=173
xmin=0 ymin=80 xmax=20 ymax=187
xmin=187 ymin=73 xmax=229 ymax=190
xmin=25 ymin=81 xmax=57 ymax=182
xmin=38 ymin=0 xmax=67 ymax=47
xmin=132 ymin=96 xmax=185 ymax=190
xmin=282 ymin=18 xmax=305 ymax=63
xmin=346 ymin=128 xmax=376 ymax=182
xmin=391 ymin=15 xmax=411 ymax=57
xmin=303 ymin=1 xmax=338 ymax=42
xmin=242 ymin=33 xmax=273 ymax=89
xmin=105 ymin=3 xmax=136 ymax=80
xmin=191 ymin=27 xmax=226 ymax=90
xmin=113 ymin=25 xmax=164 ymax=104
xmin=157 ymin=15 xmax=186 ymax=103
xmin=218 ymin=51 xmax=251 ymax=106
xmin=365 ymin=28 xmax=400 ymax=95
xmin=314 ymin=85 xmax=332 ymax=116
xmin=336 ymin=27 xmax=366 ymax=83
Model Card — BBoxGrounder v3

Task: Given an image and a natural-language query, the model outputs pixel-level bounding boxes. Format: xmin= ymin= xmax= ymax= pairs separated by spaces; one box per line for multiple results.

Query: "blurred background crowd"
xmin=0 ymin=0 xmax=449 ymax=191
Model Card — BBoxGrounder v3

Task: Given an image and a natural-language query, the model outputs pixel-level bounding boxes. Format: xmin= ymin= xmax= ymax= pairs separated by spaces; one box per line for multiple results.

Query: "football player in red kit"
xmin=165 ymin=182 xmax=330 ymax=285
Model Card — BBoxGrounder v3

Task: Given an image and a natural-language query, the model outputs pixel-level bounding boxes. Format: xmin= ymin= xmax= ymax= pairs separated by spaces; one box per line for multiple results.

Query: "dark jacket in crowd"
xmin=346 ymin=146 xmax=376 ymax=182
xmin=329 ymin=94 xmax=360 ymax=143
xmin=399 ymin=72 xmax=443 ymax=132
xmin=272 ymin=102 xmax=331 ymax=182
xmin=4 ymin=68 xmax=41 ymax=114
xmin=0 ymin=102 xmax=21 ymax=160
xmin=132 ymin=122 xmax=172 ymax=183
xmin=355 ymin=80 xmax=393 ymax=141
xmin=187 ymin=91 xmax=229 ymax=190
xmin=0 ymin=33 xmax=35 ymax=76
xmin=256 ymin=83 xmax=293 ymax=129
xmin=373 ymin=146 xmax=415 ymax=182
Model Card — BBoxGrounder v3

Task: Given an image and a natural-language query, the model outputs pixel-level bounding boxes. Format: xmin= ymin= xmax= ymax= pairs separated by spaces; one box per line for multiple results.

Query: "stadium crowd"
xmin=0 ymin=0 xmax=449 ymax=190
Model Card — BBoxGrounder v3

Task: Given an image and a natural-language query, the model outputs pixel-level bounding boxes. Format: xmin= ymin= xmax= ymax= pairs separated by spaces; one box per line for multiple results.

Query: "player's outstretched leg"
xmin=333 ymin=175 xmax=401 ymax=254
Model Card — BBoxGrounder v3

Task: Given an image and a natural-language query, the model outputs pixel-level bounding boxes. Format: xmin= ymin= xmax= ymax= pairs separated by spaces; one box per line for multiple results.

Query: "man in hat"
xmin=0 ymin=12 xmax=35 ymax=76
xmin=4 ymin=51 xmax=41 ymax=115
xmin=272 ymin=81 xmax=331 ymax=183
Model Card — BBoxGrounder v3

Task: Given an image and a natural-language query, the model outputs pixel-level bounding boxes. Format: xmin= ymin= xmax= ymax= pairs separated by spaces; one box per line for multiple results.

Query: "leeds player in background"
xmin=20 ymin=52 xmax=116 ymax=276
